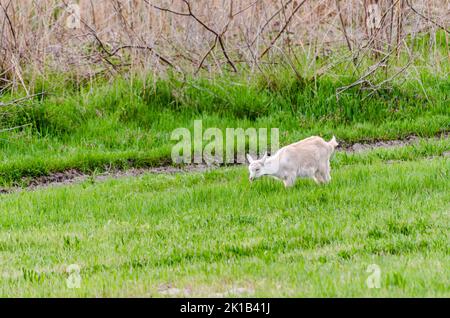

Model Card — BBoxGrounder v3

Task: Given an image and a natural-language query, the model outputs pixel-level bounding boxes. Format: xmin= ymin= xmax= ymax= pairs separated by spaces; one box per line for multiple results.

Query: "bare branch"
xmin=149 ymin=0 xmax=237 ymax=72
xmin=0 ymin=0 xmax=16 ymax=49
xmin=0 ymin=92 xmax=46 ymax=107
xmin=231 ymin=0 xmax=260 ymax=18
xmin=337 ymin=39 xmax=405 ymax=97
xmin=335 ymin=0 xmax=353 ymax=57
xmin=259 ymin=0 xmax=308 ymax=59
xmin=0 ymin=123 xmax=32 ymax=132
xmin=405 ymin=0 xmax=449 ymax=33
xmin=250 ymin=0 xmax=294 ymax=46
xmin=109 ymin=45 xmax=177 ymax=70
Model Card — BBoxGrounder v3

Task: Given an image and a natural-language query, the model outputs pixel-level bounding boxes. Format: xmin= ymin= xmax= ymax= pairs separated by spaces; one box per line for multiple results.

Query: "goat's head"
xmin=246 ymin=153 xmax=268 ymax=182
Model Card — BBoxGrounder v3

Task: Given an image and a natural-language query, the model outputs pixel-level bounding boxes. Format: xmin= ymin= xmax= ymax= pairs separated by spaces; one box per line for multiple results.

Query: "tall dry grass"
xmin=0 ymin=0 xmax=448 ymax=91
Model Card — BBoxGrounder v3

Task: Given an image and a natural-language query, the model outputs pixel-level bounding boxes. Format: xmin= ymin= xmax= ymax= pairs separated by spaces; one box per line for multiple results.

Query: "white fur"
xmin=247 ymin=136 xmax=338 ymax=188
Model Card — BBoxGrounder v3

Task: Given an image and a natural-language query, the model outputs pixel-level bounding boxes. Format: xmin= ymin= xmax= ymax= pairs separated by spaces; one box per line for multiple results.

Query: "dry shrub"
xmin=0 ymin=0 xmax=448 ymax=90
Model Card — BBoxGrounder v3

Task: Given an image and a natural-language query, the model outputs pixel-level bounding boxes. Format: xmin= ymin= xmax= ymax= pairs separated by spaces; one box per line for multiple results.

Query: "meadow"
xmin=0 ymin=0 xmax=449 ymax=298
xmin=0 ymin=147 xmax=448 ymax=297
xmin=0 ymin=70 xmax=448 ymax=296
xmin=0 ymin=67 xmax=448 ymax=187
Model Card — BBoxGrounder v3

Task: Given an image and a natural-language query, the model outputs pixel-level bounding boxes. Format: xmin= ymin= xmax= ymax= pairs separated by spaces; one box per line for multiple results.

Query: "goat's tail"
xmin=328 ymin=135 xmax=338 ymax=149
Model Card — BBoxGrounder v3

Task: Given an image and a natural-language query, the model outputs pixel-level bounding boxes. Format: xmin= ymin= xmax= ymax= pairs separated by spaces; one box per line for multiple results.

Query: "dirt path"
xmin=1 ymin=133 xmax=448 ymax=193
xmin=337 ymin=133 xmax=449 ymax=153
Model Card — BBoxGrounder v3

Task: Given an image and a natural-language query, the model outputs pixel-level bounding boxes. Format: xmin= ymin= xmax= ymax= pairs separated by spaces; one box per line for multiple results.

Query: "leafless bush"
xmin=0 ymin=0 xmax=448 ymax=92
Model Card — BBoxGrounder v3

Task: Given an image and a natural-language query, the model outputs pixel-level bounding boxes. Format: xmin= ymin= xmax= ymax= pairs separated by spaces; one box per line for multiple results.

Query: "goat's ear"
xmin=260 ymin=152 xmax=268 ymax=163
xmin=246 ymin=154 xmax=254 ymax=163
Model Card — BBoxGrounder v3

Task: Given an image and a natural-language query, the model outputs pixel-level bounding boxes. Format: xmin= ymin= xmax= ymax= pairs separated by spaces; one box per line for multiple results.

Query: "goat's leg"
xmin=315 ymin=163 xmax=331 ymax=184
xmin=283 ymin=176 xmax=296 ymax=188
xmin=324 ymin=161 xmax=331 ymax=182
xmin=313 ymin=172 xmax=326 ymax=184
xmin=312 ymin=165 xmax=326 ymax=184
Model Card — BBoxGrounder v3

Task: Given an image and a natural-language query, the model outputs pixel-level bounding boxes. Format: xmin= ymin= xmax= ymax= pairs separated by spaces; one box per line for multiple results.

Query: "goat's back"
xmin=277 ymin=136 xmax=333 ymax=169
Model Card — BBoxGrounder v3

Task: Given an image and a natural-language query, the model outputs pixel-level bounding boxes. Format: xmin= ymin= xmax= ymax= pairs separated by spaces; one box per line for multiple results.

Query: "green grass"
xmin=0 ymin=146 xmax=448 ymax=296
xmin=0 ymin=72 xmax=448 ymax=186
xmin=0 ymin=46 xmax=448 ymax=297
xmin=0 ymin=134 xmax=449 ymax=188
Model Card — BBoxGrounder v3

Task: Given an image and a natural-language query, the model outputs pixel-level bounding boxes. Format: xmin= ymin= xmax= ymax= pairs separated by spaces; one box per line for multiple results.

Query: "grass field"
xmin=0 ymin=42 xmax=449 ymax=296
xmin=0 ymin=143 xmax=448 ymax=297
xmin=0 ymin=70 xmax=448 ymax=186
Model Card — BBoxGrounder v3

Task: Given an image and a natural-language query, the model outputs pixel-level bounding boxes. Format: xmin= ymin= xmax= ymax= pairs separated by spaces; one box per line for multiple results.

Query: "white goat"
xmin=247 ymin=136 xmax=338 ymax=188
